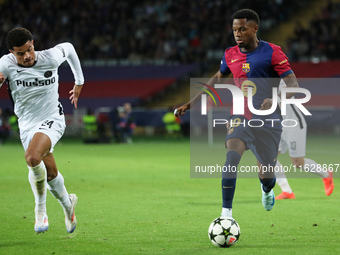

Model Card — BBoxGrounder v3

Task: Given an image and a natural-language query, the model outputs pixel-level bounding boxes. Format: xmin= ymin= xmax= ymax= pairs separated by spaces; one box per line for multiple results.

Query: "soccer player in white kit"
xmin=275 ymin=81 xmax=334 ymax=199
xmin=0 ymin=27 xmax=84 ymax=233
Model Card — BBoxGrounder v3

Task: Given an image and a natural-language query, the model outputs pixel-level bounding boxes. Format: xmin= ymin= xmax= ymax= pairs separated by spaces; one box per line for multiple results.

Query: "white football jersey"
xmin=0 ymin=43 xmax=84 ymax=131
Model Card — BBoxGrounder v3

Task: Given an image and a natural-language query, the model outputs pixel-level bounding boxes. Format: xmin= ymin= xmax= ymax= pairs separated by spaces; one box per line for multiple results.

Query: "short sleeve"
xmin=271 ymin=45 xmax=293 ymax=78
xmin=220 ymin=53 xmax=230 ymax=75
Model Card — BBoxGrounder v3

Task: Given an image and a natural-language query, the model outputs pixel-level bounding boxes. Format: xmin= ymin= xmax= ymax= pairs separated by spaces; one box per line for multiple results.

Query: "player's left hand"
xmin=260 ymin=98 xmax=273 ymax=110
xmin=69 ymin=84 xmax=83 ymax=108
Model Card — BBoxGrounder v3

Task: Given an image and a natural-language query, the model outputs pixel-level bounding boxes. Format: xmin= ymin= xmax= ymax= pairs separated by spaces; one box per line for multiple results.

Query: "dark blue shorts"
xmin=226 ymin=115 xmax=282 ymax=166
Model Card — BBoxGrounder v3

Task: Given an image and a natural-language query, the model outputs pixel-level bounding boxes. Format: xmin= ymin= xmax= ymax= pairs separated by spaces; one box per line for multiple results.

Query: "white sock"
xmin=303 ymin=158 xmax=329 ymax=178
xmin=221 ymin=208 xmax=232 ymax=218
xmin=47 ymin=172 xmax=71 ymax=213
xmin=28 ymin=161 xmax=47 ymax=213
xmin=275 ymin=160 xmax=293 ymax=193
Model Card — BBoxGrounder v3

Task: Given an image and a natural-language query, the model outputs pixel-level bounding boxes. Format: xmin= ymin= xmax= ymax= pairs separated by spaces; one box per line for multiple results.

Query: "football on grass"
xmin=208 ymin=216 xmax=241 ymax=247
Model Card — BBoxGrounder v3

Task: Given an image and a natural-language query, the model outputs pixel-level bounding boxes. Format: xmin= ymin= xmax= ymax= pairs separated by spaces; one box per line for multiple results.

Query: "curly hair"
xmin=6 ymin=27 xmax=33 ymax=50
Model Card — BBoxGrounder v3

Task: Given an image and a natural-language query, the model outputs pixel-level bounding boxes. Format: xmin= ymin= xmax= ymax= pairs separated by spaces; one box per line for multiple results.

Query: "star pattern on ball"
xmin=213 ymin=217 xmax=223 ymax=225
xmin=209 ymin=230 xmax=218 ymax=242
xmin=208 ymin=217 xmax=241 ymax=248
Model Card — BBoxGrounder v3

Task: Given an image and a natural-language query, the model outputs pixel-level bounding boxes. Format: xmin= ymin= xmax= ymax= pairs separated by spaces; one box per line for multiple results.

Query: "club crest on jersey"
xmin=44 ymin=71 xmax=52 ymax=78
xmin=242 ymin=63 xmax=250 ymax=73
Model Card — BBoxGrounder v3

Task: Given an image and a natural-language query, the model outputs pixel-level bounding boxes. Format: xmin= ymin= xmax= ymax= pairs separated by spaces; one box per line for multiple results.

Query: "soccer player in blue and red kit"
xmin=175 ymin=9 xmax=300 ymax=218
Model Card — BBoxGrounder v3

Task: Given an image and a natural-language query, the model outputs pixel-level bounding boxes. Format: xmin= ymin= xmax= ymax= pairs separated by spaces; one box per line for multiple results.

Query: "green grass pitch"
xmin=0 ymin=134 xmax=339 ymax=255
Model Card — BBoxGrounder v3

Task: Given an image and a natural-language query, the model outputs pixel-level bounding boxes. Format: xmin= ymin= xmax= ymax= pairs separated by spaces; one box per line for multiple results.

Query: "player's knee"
xmin=225 ymin=138 xmax=245 ymax=154
xmin=25 ymin=151 xmax=41 ymax=167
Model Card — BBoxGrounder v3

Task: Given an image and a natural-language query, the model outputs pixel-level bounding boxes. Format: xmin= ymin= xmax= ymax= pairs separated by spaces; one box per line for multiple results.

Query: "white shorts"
xmin=279 ymin=123 xmax=306 ymax=158
xmin=20 ymin=114 xmax=66 ymax=153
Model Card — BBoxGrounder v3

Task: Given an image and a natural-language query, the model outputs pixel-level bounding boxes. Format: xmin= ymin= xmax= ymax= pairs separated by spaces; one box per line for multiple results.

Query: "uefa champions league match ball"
xmin=208 ymin=216 xmax=241 ymax=247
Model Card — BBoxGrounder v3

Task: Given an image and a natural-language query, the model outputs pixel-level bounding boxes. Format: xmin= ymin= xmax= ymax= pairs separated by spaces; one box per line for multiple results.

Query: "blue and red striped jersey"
xmin=220 ymin=40 xmax=293 ymax=128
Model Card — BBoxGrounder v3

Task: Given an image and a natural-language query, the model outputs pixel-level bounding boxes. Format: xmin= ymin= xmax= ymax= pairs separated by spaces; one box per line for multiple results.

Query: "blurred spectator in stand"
xmin=162 ymin=106 xmax=181 ymax=137
xmin=124 ymin=103 xmax=136 ymax=138
xmin=0 ymin=107 xmax=10 ymax=144
xmin=0 ymin=0 xmax=310 ymax=64
xmin=116 ymin=103 xmax=135 ymax=144
xmin=285 ymin=1 xmax=340 ymax=62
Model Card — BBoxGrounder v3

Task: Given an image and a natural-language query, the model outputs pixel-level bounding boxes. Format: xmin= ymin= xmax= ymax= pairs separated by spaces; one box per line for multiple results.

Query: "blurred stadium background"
xmin=1 ymin=0 xmax=340 ymax=143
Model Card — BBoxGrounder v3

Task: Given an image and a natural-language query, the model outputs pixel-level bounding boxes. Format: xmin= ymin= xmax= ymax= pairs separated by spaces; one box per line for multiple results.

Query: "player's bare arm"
xmin=260 ymin=73 xmax=299 ymax=110
xmin=282 ymin=73 xmax=299 ymax=98
xmin=174 ymin=70 xmax=224 ymax=116
xmin=69 ymin=84 xmax=83 ymax=108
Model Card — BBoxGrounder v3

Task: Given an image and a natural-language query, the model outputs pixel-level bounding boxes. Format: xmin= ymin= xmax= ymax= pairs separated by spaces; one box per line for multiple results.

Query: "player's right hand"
xmin=174 ymin=104 xmax=189 ymax=117
xmin=260 ymin=98 xmax=273 ymax=110
xmin=0 ymin=72 xmax=5 ymax=84
xmin=69 ymin=84 xmax=83 ymax=108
